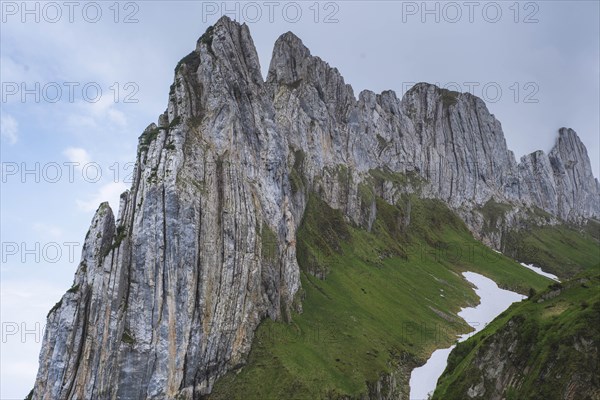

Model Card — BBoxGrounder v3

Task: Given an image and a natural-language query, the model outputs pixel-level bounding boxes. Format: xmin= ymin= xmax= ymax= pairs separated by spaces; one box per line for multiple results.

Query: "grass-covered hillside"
xmin=208 ymin=194 xmax=553 ymax=399
xmin=433 ymin=271 xmax=600 ymax=400
xmin=502 ymin=220 xmax=600 ymax=279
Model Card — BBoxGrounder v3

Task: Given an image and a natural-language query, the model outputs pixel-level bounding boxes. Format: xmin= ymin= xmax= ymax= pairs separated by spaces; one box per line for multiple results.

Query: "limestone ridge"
xmin=265 ymin=30 xmax=599 ymax=225
xmin=33 ymin=17 xmax=301 ymax=400
xmin=32 ymin=16 xmax=599 ymax=399
xmin=519 ymin=128 xmax=600 ymax=221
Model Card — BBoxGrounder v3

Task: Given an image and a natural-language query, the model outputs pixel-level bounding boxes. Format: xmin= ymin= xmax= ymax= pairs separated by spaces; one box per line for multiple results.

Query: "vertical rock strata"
xmin=32 ymin=16 xmax=599 ymax=399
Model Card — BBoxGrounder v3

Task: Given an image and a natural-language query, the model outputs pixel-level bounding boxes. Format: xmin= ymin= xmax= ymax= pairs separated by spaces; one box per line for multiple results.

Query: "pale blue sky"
xmin=1 ymin=1 xmax=598 ymax=397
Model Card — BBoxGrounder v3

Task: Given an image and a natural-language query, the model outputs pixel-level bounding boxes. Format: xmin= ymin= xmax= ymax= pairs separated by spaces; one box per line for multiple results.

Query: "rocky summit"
xmin=31 ymin=16 xmax=599 ymax=400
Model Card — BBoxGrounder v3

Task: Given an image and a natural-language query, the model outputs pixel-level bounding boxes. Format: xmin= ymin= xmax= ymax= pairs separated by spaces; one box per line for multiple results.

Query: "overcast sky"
xmin=1 ymin=1 xmax=599 ymax=397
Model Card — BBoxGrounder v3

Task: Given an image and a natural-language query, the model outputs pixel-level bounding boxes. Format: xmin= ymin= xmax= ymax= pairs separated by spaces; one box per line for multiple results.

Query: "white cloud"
xmin=0 ymin=55 xmax=43 ymax=86
xmin=89 ymin=96 xmax=128 ymax=128
xmin=62 ymin=147 xmax=91 ymax=168
xmin=76 ymin=182 xmax=127 ymax=213
xmin=32 ymin=223 xmax=63 ymax=239
xmin=107 ymin=108 xmax=127 ymax=127
xmin=66 ymin=114 xmax=98 ymax=131
xmin=65 ymin=97 xmax=128 ymax=134
xmin=1 ymin=114 xmax=19 ymax=144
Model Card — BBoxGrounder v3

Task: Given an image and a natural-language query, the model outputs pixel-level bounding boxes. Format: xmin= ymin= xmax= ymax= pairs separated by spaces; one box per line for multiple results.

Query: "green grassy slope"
xmin=208 ymin=194 xmax=552 ymax=399
xmin=503 ymin=220 xmax=600 ymax=279
xmin=433 ymin=271 xmax=600 ymax=400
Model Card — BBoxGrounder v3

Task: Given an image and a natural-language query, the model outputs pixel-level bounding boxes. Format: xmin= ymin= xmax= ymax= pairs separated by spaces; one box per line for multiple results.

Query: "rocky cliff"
xmin=31 ymin=16 xmax=600 ymax=399
xmin=433 ymin=273 xmax=600 ymax=400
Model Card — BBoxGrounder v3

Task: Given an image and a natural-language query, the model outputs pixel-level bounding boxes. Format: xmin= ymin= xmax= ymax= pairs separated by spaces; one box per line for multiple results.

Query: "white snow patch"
xmin=409 ymin=272 xmax=525 ymax=399
xmin=519 ymin=262 xmax=560 ymax=282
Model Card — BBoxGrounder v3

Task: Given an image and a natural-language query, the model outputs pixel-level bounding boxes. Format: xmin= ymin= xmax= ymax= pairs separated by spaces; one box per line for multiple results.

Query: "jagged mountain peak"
xmin=190 ymin=15 xmax=263 ymax=88
xmin=553 ymin=127 xmax=591 ymax=159
xmin=30 ymin=19 xmax=599 ymax=400
xmin=276 ymin=30 xmax=307 ymax=48
xmin=267 ymin=28 xmax=350 ymax=100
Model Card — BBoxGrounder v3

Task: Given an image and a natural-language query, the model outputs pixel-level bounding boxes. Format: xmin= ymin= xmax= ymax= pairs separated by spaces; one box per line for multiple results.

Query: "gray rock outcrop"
xmin=31 ymin=16 xmax=599 ymax=399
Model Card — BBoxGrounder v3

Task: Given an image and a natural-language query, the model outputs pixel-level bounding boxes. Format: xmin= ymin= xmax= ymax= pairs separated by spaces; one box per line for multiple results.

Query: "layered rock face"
xmin=433 ymin=276 xmax=600 ymax=400
xmin=450 ymin=316 xmax=599 ymax=400
xmin=32 ymin=16 xmax=599 ymax=399
xmin=519 ymin=128 xmax=600 ymax=222
xmin=33 ymin=18 xmax=301 ymax=400
xmin=265 ymin=31 xmax=599 ymax=229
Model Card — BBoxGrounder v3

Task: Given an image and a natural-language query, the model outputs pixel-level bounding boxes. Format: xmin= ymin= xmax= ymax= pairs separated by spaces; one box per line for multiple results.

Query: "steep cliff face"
xmin=34 ymin=18 xmax=302 ymax=399
xmin=32 ymin=16 xmax=599 ymax=399
xmin=433 ymin=274 xmax=600 ymax=400
xmin=266 ymin=32 xmax=522 ymax=218
xmin=266 ymin=31 xmax=599 ymax=234
xmin=519 ymin=128 xmax=600 ymax=222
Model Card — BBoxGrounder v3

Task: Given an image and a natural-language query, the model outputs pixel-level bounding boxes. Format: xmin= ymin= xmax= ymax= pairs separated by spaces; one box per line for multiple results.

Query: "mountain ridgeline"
xmin=31 ymin=17 xmax=600 ymax=399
